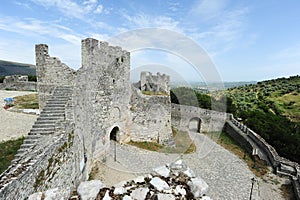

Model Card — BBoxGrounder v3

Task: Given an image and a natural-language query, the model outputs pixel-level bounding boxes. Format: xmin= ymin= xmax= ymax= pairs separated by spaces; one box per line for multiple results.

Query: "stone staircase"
xmin=12 ymin=86 xmax=73 ymax=162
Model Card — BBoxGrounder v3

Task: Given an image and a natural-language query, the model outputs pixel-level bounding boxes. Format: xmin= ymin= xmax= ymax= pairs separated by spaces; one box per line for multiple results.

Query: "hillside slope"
xmin=0 ymin=60 xmax=36 ymax=76
xmin=227 ymin=75 xmax=300 ymax=163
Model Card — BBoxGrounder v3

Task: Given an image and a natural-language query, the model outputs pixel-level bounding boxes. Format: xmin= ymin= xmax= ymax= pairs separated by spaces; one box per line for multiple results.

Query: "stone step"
xmin=23 ymin=139 xmax=37 ymax=144
xmin=42 ymin=108 xmax=65 ymax=112
xmin=29 ymin=130 xmax=54 ymax=135
xmin=37 ymin=116 xmax=63 ymax=121
xmin=32 ymin=124 xmax=55 ymax=128
xmin=39 ymin=113 xmax=65 ymax=118
xmin=20 ymin=143 xmax=34 ymax=149
xmin=30 ymin=127 xmax=55 ymax=132
xmin=35 ymin=120 xmax=57 ymax=124
xmin=44 ymin=104 xmax=66 ymax=108
xmin=40 ymin=110 xmax=65 ymax=114
xmin=17 ymin=148 xmax=28 ymax=154
xmin=25 ymin=134 xmax=41 ymax=140
xmin=43 ymin=104 xmax=65 ymax=111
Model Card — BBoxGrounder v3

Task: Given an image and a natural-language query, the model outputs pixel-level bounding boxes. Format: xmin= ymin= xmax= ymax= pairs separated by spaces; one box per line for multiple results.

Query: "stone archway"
xmin=189 ymin=117 xmax=201 ymax=133
xmin=110 ymin=126 xmax=120 ymax=142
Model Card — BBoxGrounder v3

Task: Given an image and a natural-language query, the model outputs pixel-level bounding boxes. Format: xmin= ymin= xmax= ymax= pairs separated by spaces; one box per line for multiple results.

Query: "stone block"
xmin=77 ymin=180 xmax=104 ymax=200
xmin=153 ymin=165 xmax=170 ymax=178
xmin=130 ymin=187 xmax=149 ymax=199
xmin=187 ymin=177 xmax=209 ymax=198
xmin=150 ymin=177 xmax=170 ymax=191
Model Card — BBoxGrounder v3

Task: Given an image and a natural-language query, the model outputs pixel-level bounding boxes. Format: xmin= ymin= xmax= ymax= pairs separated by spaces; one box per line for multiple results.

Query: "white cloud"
xmin=122 ymin=13 xmax=181 ymax=32
xmin=190 ymin=0 xmax=228 ymax=22
xmin=31 ymin=0 xmax=104 ymax=19
xmin=94 ymin=5 xmax=103 ymax=14
xmin=0 ymin=17 xmax=82 ymax=45
xmin=31 ymin=0 xmax=85 ymax=19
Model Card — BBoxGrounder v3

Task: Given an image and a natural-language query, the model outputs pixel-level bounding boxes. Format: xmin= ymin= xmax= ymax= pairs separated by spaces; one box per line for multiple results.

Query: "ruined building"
xmin=0 ymin=38 xmax=173 ymax=199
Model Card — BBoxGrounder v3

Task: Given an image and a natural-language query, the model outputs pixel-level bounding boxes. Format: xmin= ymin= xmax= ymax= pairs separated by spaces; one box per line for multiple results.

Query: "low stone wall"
xmin=227 ymin=114 xmax=300 ymax=199
xmin=0 ymin=82 xmax=36 ymax=91
xmin=171 ymin=103 xmax=227 ymax=133
xmin=223 ymin=122 xmax=253 ymax=154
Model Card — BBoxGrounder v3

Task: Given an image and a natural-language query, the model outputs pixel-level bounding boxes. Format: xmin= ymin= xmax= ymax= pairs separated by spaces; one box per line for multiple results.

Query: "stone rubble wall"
xmin=0 ymin=126 xmax=82 ymax=200
xmin=0 ymin=81 xmax=36 ymax=91
xmin=28 ymin=160 xmax=212 ymax=200
xmin=140 ymin=71 xmax=170 ymax=94
xmin=35 ymin=44 xmax=76 ymax=110
xmin=171 ymin=103 xmax=227 ymax=132
xmin=129 ymin=85 xmax=173 ymax=145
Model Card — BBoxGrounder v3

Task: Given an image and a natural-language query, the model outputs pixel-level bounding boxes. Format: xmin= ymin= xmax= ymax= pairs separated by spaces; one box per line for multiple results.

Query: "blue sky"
xmin=0 ymin=0 xmax=299 ymax=82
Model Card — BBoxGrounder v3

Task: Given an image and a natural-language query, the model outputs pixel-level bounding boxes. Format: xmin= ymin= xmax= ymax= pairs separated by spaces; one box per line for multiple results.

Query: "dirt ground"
xmin=0 ymin=90 xmax=37 ymax=142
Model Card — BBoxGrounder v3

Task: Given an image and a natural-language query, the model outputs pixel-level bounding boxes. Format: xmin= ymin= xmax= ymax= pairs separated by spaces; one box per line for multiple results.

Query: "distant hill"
xmin=0 ymin=60 xmax=36 ymax=76
xmin=227 ymin=75 xmax=300 ymax=122
xmin=226 ymin=75 xmax=300 ymax=163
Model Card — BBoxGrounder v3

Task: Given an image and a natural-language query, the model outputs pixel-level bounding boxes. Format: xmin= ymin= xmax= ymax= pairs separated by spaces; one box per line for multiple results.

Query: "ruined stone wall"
xmin=0 ymin=81 xmax=36 ymax=91
xmin=0 ymin=121 xmax=83 ymax=200
xmin=171 ymin=103 xmax=227 ymax=132
xmin=35 ymin=44 xmax=75 ymax=110
xmin=140 ymin=72 xmax=170 ymax=94
xmin=73 ymin=38 xmax=131 ymax=177
xmin=0 ymin=75 xmax=37 ymax=91
xmin=129 ymin=85 xmax=173 ymax=144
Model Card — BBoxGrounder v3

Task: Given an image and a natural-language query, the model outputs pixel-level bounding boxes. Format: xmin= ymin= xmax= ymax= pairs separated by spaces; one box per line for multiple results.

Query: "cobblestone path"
xmin=101 ymin=131 xmax=286 ymax=200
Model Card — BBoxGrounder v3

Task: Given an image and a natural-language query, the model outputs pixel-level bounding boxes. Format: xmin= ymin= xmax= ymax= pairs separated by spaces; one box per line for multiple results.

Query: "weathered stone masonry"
xmin=0 ymin=38 xmax=174 ymax=199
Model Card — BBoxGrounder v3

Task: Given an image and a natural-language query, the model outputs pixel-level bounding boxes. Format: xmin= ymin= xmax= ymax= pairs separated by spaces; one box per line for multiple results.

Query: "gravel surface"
xmin=0 ymin=90 xmax=37 ymax=142
xmin=95 ymin=132 xmax=288 ymax=200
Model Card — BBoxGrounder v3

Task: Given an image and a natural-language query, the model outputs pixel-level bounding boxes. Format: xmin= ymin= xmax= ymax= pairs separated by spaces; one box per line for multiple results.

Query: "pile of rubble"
xmin=29 ymin=160 xmax=212 ymax=200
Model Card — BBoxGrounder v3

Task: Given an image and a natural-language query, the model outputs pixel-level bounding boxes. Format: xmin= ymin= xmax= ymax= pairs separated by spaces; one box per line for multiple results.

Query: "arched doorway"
xmin=189 ymin=117 xmax=201 ymax=133
xmin=110 ymin=126 xmax=120 ymax=142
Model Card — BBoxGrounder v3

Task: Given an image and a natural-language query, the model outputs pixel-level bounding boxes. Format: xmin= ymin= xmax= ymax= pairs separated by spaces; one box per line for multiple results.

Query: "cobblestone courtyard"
xmin=96 ymin=132 xmax=288 ymax=200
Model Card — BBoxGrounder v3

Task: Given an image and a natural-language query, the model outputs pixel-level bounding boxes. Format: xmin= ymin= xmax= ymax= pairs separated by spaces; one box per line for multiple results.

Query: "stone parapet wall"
xmin=129 ymin=85 xmax=173 ymax=144
xmin=35 ymin=44 xmax=75 ymax=110
xmin=228 ymin=114 xmax=300 ymax=199
xmin=0 ymin=81 xmax=36 ymax=91
xmin=140 ymin=71 xmax=170 ymax=94
xmin=171 ymin=103 xmax=227 ymax=132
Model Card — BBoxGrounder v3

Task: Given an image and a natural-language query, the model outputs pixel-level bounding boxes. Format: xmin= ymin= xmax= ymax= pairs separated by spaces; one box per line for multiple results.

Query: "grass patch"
xmin=128 ymin=128 xmax=196 ymax=154
xmin=13 ymin=93 xmax=39 ymax=109
xmin=142 ymin=91 xmax=168 ymax=96
xmin=0 ymin=137 xmax=24 ymax=174
xmin=206 ymin=132 xmax=268 ymax=177
xmin=272 ymin=92 xmax=300 ymax=122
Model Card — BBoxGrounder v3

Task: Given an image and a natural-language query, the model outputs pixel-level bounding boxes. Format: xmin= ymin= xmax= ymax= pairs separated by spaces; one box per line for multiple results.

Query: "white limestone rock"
xmin=77 ymin=180 xmax=104 ymax=200
xmin=114 ymin=187 xmax=126 ymax=195
xmin=175 ymin=185 xmax=186 ymax=196
xmin=103 ymin=190 xmax=111 ymax=200
xmin=28 ymin=192 xmax=43 ymax=200
xmin=202 ymin=196 xmax=212 ymax=200
xmin=150 ymin=177 xmax=170 ymax=191
xmin=187 ymin=177 xmax=209 ymax=198
xmin=153 ymin=165 xmax=170 ymax=178
xmin=134 ymin=176 xmax=145 ymax=184
xmin=169 ymin=160 xmax=187 ymax=171
xmin=183 ymin=167 xmax=196 ymax=178
xmin=130 ymin=187 xmax=149 ymax=199
xmin=44 ymin=187 xmax=70 ymax=200
xmin=157 ymin=193 xmax=176 ymax=200
xmin=122 ymin=195 xmax=132 ymax=200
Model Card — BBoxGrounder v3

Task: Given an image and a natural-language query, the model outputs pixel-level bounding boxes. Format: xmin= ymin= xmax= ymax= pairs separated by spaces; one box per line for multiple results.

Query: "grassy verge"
xmin=13 ymin=93 xmax=39 ymax=109
xmin=0 ymin=137 xmax=24 ymax=174
xmin=205 ymin=131 xmax=268 ymax=177
xmin=128 ymin=127 xmax=196 ymax=154
xmin=142 ymin=91 xmax=168 ymax=96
